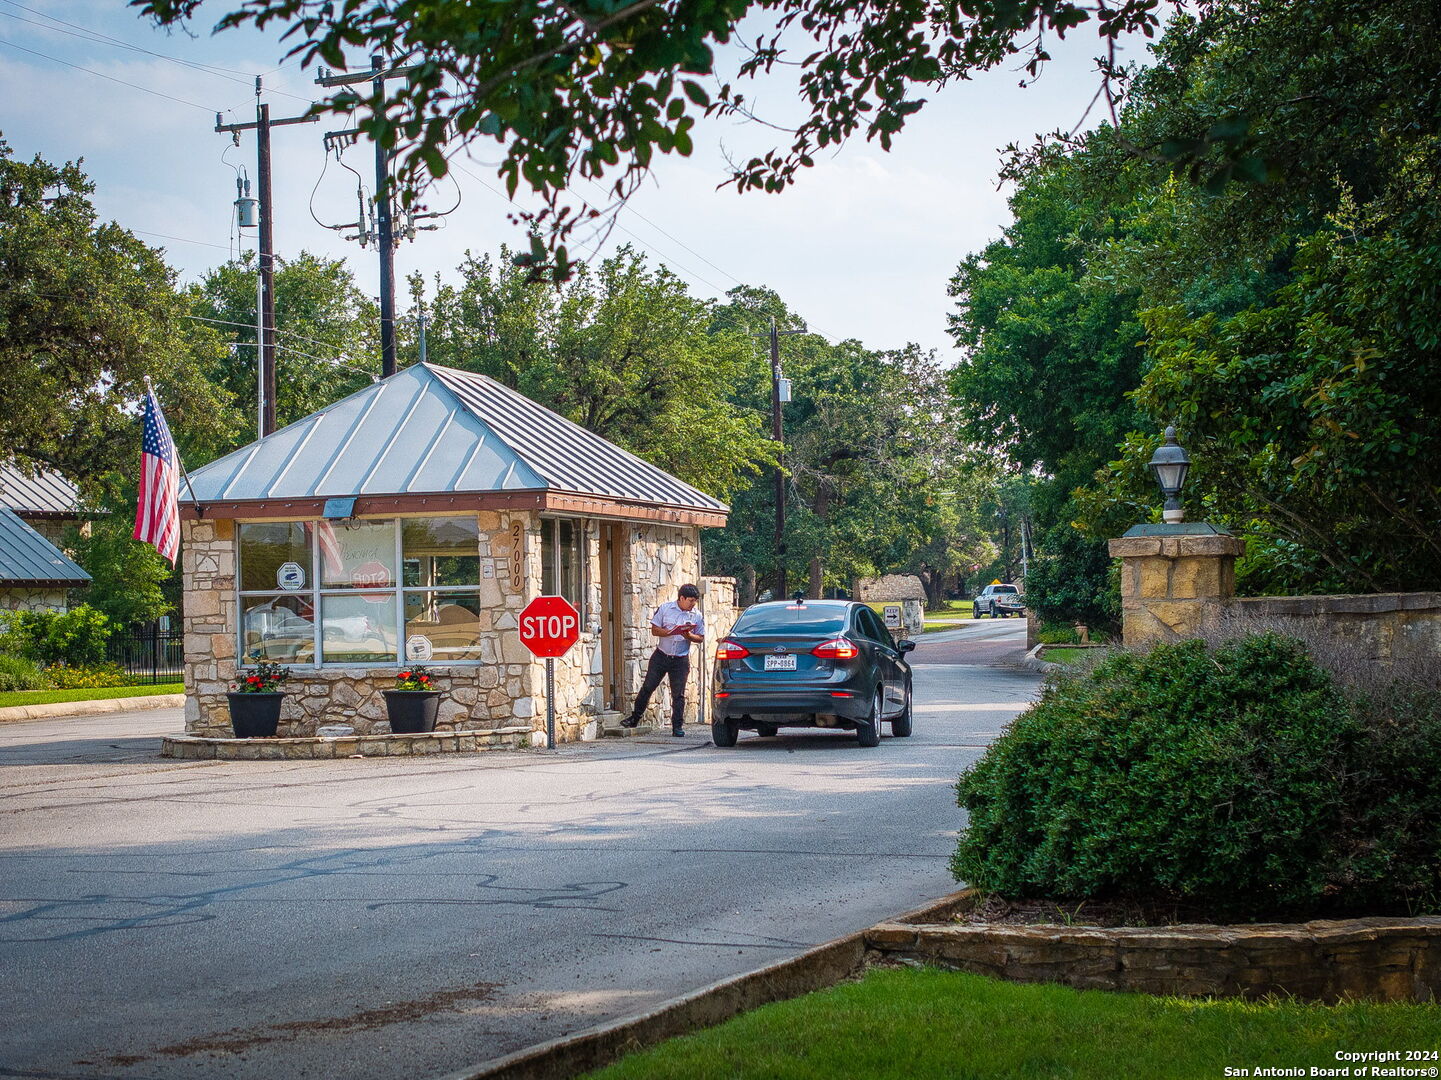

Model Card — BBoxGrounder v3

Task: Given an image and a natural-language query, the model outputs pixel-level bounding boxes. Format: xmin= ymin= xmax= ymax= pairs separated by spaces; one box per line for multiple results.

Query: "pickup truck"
xmin=973 ymin=583 xmax=1025 ymax=618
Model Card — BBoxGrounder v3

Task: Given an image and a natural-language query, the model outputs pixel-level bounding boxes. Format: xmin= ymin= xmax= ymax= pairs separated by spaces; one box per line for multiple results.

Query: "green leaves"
xmin=131 ymin=0 xmax=1167 ymax=282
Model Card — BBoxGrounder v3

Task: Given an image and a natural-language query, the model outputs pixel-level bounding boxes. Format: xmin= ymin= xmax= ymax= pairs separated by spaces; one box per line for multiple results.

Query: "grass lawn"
xmin=585 ymin=967 xmax=1441 ymax=1080
xmin=1045 ymin=647 xmax=1111 ymax=666
xmin=0 ymin=683 xmax=184 ymax=708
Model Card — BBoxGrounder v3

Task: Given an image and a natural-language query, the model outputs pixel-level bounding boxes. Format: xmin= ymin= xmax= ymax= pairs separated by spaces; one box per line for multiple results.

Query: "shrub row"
xmin=952 ymin=633 xmax=1441 ymax=917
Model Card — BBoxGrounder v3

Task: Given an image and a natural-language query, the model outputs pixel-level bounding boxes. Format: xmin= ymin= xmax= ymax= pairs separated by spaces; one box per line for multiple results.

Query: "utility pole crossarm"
xmin=315 ymin=63 xmax=422 ymax=88
xmin=215 ymin=113 xmax=319 ymax=134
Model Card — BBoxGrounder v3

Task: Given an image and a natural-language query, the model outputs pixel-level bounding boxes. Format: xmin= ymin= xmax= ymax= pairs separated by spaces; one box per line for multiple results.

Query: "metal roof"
xmin=0 ymin=507 xmax=91 ymax=586
xmin=184 ymin=363 xmax=728 ymax=514
xmin=0 ymin=461 xmax=83 ymax=517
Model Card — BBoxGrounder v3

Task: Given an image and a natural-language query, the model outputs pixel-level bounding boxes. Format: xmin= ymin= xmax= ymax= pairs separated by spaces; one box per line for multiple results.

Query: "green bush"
xmin=43 ymin=662 xmax=130 ymax=689
xmin=3 ymin=605 xmax=112 ymax=666
xmin=0 ymin=653 xmax=52 ymax=692
xmin=952 ymin=634 xmax=1354 ymax=916
xmin=1022 ymin=524 xmax=1119 ymax=635
xmin=1035 ymin=622 xmax=1080 ymax=645
xmin=1331 ymin=684 xmax=1441 ymax=913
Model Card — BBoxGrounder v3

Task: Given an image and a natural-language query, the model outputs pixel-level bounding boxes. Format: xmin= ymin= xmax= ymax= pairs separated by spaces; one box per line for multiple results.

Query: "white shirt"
xmin=652 ymin=600 xmax=705 ymax=657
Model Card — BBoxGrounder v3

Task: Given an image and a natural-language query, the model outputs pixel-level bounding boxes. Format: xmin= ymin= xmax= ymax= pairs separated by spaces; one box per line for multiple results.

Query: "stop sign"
xmin=518 ymin=595 xmax=582 ymax=658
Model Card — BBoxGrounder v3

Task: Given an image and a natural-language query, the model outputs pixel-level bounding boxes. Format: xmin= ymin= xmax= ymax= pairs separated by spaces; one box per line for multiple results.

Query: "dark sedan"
xmin=711 ymin=599 xmax=916 ymax=748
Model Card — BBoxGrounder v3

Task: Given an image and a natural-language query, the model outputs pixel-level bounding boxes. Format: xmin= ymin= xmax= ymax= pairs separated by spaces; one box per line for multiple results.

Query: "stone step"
xmin=598 ymin=710 xmax=653 ymax=737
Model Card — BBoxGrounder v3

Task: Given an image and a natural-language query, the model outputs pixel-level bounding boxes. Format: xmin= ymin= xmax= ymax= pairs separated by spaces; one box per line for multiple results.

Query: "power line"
xmin=130 ymin=228 xmax=237 ymax=253
xmin=449 ymin=158 xmax=735 ymax=297
xmin=0 ymin=0 xmax=313 ymax=102
xmin=0 ymin=35 xmax=218 ymax=112
xmin=184 ymin=313 xmax=355 ymax=357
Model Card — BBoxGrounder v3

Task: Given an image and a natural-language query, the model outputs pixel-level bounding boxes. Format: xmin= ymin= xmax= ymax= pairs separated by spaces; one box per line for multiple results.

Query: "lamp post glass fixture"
xmin=1148 ymin=426 xmax=1191 ymax=523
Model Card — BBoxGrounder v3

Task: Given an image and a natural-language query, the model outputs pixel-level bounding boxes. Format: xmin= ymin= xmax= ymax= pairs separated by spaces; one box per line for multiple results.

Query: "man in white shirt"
xmin=621 ymin=583 xmax=706 ymax=737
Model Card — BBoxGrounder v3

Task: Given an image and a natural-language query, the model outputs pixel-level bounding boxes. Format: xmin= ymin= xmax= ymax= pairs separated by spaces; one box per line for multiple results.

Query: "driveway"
xmin=0 ymin=623 xmax=1035 ymax=1079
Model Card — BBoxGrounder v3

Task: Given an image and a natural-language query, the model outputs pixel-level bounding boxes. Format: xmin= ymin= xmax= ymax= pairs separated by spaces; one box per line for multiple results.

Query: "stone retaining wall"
xmin=1222 ymin=591 xmax=1441 ymax=676
xmin=865 ymin=917 xmax=1441 ymax=1003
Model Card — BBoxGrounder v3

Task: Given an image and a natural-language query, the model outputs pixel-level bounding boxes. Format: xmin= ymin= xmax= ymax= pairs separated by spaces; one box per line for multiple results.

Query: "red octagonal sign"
xmin=518 ymin=595 xmax=582 ymax=658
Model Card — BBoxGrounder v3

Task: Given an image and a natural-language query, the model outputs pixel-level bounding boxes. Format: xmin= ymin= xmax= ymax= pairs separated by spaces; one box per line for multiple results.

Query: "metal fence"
xmin=107 ymin=624 xmax=184 ymax=685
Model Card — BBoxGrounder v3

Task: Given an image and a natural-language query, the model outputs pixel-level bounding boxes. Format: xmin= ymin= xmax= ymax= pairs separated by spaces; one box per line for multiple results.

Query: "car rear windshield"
xmin=731 ymin=605 xmax=849 ymax=637
xmin=993 ymin=586 xmax=1018 ymax=594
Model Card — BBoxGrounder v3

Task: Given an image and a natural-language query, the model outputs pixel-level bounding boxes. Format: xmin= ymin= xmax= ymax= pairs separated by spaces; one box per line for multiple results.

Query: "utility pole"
xmin=316 ymin=58 xmax=424 ymax=378
xmin=766 ymin=318 xmax=803 ymax=599
xmin=256 ymin=100 xmax=276 ymax=435
xmin=215 ymin=79 xmax=318 ymax=436
xmin=371 ymin=56 xmax=397 ymax=375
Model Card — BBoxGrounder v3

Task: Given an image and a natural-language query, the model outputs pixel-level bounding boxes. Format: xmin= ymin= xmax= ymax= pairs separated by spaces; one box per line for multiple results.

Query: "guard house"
xmin=179 ymin=363 xmax=730 ymax=742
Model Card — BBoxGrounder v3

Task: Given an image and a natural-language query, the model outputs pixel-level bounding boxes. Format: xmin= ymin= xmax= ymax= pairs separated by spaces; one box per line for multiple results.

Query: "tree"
xmin=947 ymin=160 xmax=1147 ymax=498
xmin=134 ymin=0 xmax=1165 ymax=277
xmin=426 ymin=244 xmax=776 ymax=499
xmin=0 ymin=139 xmax=232 ymax=492
xmin=951 ymin=0 xmax=1441 ymax=597
xmin=703 ymin=284 xmax=969 ymax=599
xmin=188 ymin=250 xmax=379 ymax=451
xmin=64 ymin=510 xmax=175 ymax=626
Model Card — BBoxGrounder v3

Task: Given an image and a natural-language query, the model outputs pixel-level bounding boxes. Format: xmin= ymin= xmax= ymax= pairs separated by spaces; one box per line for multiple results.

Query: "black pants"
xmin=627 ymin=650 xmax=691 ymax=728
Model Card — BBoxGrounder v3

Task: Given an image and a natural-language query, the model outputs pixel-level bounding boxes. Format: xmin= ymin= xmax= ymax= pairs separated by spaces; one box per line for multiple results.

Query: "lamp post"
xmin=1148 ymin=427 xmax=1191 ymax=524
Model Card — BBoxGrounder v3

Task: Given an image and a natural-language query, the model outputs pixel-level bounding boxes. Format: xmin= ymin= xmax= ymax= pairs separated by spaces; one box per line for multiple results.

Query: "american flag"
xmin=132 ymin=390 xmax=181 ymax=565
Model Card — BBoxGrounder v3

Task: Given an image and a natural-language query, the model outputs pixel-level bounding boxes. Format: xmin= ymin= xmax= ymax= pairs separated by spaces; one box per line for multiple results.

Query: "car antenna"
xmin=791 ymin=591 xmax=806 ymax=604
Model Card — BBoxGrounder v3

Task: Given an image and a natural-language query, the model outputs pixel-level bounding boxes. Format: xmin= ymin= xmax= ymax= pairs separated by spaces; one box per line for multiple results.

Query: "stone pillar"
xmin=1108 ymin=529 xmax=1247 ymax=647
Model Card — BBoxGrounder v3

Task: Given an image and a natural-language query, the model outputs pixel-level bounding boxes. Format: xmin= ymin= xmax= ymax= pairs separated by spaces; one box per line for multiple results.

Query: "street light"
xmin=1148 ymin=426 xmax=1191 ymax=523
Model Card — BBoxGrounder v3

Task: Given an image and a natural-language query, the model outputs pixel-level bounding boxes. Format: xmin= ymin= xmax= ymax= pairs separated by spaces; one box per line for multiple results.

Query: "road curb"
xmin=442 ymin=890 xmax=975 ymax=1080
xmin=1021 ymin=643 xmax=1060 ymax=674
xmin=0 ymin=693 xmax=185 ymax=724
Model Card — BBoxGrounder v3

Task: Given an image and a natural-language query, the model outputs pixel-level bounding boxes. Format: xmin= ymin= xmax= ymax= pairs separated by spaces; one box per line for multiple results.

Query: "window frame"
xmin=237 ymin=516 xmax=487 ymax=669
xmin=538 ymin=516 xmax=586 ymax=610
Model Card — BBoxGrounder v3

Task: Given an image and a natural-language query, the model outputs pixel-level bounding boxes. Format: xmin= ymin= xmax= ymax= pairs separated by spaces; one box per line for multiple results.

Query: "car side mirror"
xmin=898 ymin=640 xmax=916 ymax=653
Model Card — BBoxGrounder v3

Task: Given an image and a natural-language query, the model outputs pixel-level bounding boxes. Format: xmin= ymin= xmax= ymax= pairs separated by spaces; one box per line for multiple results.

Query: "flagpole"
xmin=144 ymin=378 xmax=205 ymax=518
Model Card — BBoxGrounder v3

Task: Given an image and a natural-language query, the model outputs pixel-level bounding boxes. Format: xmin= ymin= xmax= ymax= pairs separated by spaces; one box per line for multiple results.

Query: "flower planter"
xmin=383 ymin=689 xmax=442 ymax=734
xmin=227 ymin=692 xmax=285 ymax=738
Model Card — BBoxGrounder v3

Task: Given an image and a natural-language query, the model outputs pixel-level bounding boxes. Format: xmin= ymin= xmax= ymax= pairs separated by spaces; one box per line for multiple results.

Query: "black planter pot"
xmin=227 ymin=692 xmax=285 ymax=738
xmin=383 ymin=690 xmax=442 ymax=734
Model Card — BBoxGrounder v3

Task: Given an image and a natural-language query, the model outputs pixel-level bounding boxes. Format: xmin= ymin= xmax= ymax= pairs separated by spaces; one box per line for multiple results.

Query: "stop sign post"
xmin=518 ymin=596 xmax=582 ymax=748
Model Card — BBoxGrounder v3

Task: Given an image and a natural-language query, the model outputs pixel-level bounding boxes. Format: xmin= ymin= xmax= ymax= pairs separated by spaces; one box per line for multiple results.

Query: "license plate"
xmin=764 ymin=654 xmax=797 ymax=671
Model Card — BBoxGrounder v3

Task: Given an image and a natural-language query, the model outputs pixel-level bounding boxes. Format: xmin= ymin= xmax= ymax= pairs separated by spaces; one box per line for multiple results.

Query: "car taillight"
xmin=812 ymin=638 xmax=859 ymax=660
xmin=715 ymin=640 xmax=750 ymax=660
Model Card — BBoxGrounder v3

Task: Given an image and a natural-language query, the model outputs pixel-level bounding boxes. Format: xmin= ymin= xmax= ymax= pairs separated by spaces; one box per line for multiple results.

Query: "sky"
xmin=0 ymin=0 xmax=1142 ymax=359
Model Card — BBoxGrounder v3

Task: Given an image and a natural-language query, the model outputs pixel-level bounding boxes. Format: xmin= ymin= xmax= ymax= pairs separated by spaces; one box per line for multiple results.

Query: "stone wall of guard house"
xmin=182 ymin=512 xmax=535 ymax=739
xmin=183 ymin=515 xmax=729 ymax=742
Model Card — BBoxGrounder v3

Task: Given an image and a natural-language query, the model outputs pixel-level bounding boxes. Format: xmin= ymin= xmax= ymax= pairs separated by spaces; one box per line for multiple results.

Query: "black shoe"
xmin=620 ymin=716 xmax=639 ymax=728
xmin=672 ymin=728 xmax=685 ymax=737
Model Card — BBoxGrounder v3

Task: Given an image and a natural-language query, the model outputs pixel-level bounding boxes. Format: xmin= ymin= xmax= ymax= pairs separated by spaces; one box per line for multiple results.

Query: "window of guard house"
xmin=238 ymin=522 xmax=316 ymax=662
xmin=540 ymin=518 xmax=583 ymax=605
xmin=402 ymin=518 xmax=483 ymax=662
xmin=238 ymin=517 xmax=487 ymax=666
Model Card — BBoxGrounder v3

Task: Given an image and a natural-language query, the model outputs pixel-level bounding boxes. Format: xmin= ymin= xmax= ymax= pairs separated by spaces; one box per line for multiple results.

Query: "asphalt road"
xmin=0 ymin=619 xmax=1034 ymax=1080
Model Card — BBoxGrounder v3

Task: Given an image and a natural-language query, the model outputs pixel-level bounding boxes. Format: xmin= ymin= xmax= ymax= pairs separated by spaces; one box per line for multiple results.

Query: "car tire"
xmin=757 ymin=724 xmax=779 ymax=737
xmin=972 ymin=603 xmax=982 ymax=619
xmin=857 ymin=688 xmax=883 ymax=747
xmin=711 ymin=718 xmax=739 ymax=747
xmin=890 ymin=681 xmax=913 ymax=738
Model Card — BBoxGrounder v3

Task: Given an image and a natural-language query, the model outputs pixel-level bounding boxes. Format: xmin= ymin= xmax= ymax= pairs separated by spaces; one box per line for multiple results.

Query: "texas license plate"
xmin=764 ymin=654 xmax=797 ymax=671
